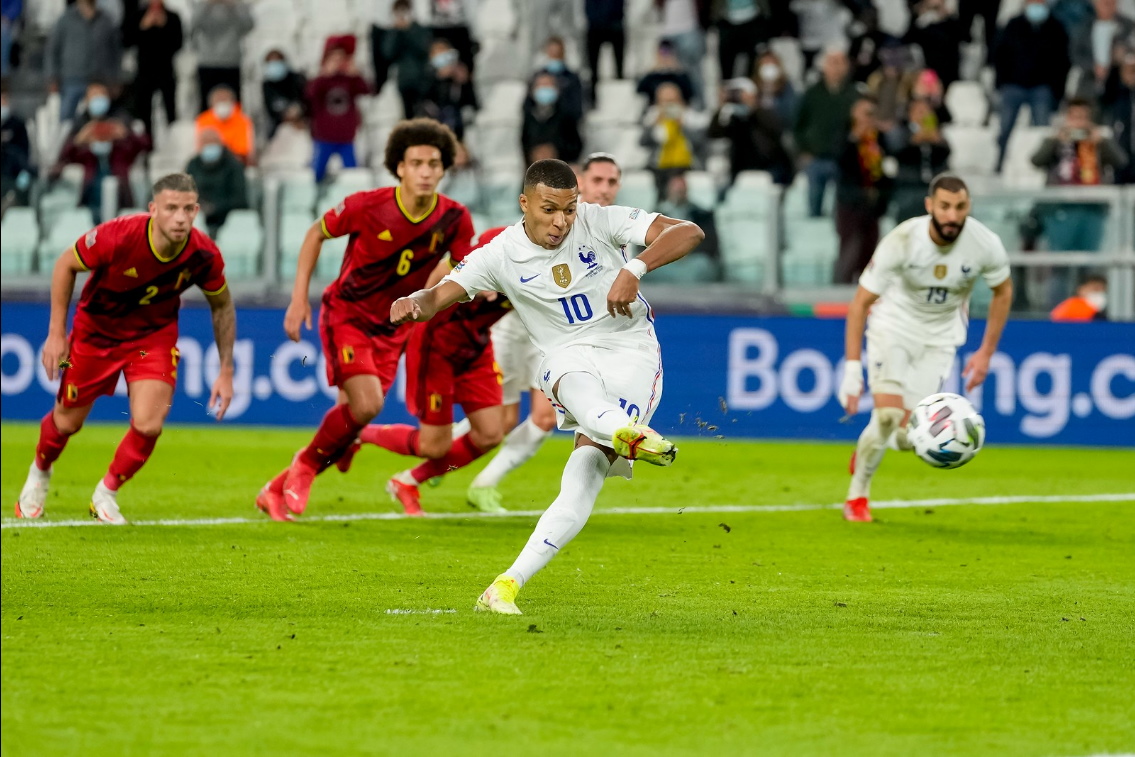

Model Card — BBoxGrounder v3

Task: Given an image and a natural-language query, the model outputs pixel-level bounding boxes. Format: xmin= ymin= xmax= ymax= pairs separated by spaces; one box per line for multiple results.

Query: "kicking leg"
xmin=846 ymin=395 xmax=908 ymax=522
xmin=554 ymin=371 xmax=676 ymax=466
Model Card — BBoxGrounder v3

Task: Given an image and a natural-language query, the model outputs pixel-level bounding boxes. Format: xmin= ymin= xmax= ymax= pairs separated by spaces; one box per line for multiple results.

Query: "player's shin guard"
xmin=471 ymin=417 xmax=553 ymax=488
xmin=35 ymin=411 xmax=72 ymax=471
xmin=410 ymin=434 xmax=486 ymax=483
xmin=848 ymin=407 xmax=903 ymax=500
xmin=359 ymin=424 xmax=420 ymax=457
xmin=504 ymin=445 xmax=610 ymax=587
xmin=299 ymin=404 xmax=365 ymax=471
xmin=104 ymin=425 xmax=159 ymax=491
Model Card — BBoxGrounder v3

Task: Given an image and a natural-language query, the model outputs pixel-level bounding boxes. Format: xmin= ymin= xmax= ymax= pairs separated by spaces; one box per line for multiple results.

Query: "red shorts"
xmin=58 ymin=325 xmax=180 ymax=408
xmin=405 ymin=326 xmax=503 ymax=426
xmin=319 ymin=308 xmax=408 ymax=393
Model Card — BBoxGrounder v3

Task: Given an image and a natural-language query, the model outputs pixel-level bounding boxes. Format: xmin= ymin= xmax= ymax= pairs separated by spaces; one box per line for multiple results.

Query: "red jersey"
xmin=418 ymin=226 xmax=512 ymax=368
xmin=71 ymin=214 xmax=227 ymax=349
xmin=319 ymin=187 xmax=474 ymax=337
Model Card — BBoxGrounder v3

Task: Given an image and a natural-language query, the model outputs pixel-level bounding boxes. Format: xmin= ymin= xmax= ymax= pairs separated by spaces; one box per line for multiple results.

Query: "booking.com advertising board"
xmin=1 ymin=302 xmax=1133 ymax=447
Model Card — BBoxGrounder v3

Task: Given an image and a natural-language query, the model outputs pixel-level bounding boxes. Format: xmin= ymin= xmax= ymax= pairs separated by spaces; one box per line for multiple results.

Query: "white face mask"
xmin=1084 ymin=290 xmax=1107 ymax=311
xmin=758 ymin=63 xmax=780 ymax=82
xmin=213 ymin=101 xmax=235 ymax=120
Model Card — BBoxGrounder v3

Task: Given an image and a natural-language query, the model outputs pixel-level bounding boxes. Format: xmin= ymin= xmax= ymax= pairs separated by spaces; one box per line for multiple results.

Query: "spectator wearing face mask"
xmin=709 ymin=77 xmax=795 ymax=185
xmin=383 ymin=0 xmax=432 ymax=119
xmin=753 ymin=51 xmax=798 ymax=128
xmin=993 ymin=0 xmax=1071 ymax=172
xmin=636 ymin=40 xmax=695 ymax=107
xmin=190 ymin=0 xmax=253 ymax=114
xmin=1 ymin=87 xmax=34 ymax=205
xmin=53 ymin=82 xmax=151 ymax=219
xmin=418 ymin=39 xmax=477 ymax=140
xmin=641 ymin=81 xmax=709 ymax=192
xmin=195 ymin=85 xmax=255 ymax=165
xmin=1051 ymin=274 xmax=1109 ymax=320
xmin=186 ymin=128 xmax=248 ymax=234
xmin=46 ymin=0 xmax=122 ymax=121
xmin=531 ymin=36 xmax=584 ymax=121
xmin=261 ymin=50 xmax=307 ymax=138
xmin=123 ymin=0 xmax=182 ymax=136
xmin=307 ymin=37 xmax=370 ymax=182
xmin=521 ymin=72 xmax=583 ymax=165
xmin=423 ymin=0 xmax=478 ymax=73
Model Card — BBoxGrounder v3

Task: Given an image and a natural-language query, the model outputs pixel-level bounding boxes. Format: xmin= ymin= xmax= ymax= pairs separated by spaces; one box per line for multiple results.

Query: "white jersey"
xmin=443 ymin=202 xmax=661 ymax=356
xmin=859 ymin=215 xmax=1011 ymax=347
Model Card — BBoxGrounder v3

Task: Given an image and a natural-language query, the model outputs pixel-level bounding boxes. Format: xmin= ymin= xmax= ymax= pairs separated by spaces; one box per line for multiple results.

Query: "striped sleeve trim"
xmin=320 ymin=218 xmax=334 ymax=239
xmin=201 ymin=280 xmax=228 ymax=297
xmin=72 ymin=245 xmax=90 ymax=271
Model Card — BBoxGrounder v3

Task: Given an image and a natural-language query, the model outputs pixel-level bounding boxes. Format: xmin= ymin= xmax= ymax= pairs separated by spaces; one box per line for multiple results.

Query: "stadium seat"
xmin=616 ymin=171 xmax=657 ymax=210
xmin=944 ymin=81 xmax=989 ymax=127
xmin=782 ymin=217 xmax=839 ymax=286
xmin=683 ymin=171 xmax=719 ymax=211
xmin=1002 ymin=125 xmax=1050 ymax=189
xmin=943 ymin=124 xmax=998 ymax=176
xmin=718 ymin=216 xmax=771 ymax=285
xmin=37 ymin=207 xmax=94 ymax=272
xmin=317 ymin=235 xmax=349 ymax=281
xmin=277 ymin=212 xmax=314 ymax=279
xmin=1 ymin=207 xmax=40 ymax=274
xmin=480 ymin=82 xmax=528 ymax=126
xmin=478 ymin=124 xmax=524 ymax=174
xmin=319 ymin=168 xmax=376 ymax=209
xmin=643 ymin=252 xmax=718 ymax=283
xmin=768 ymin=37 xmax=805 ymax=88
xmin=591 ymin=80 xmax=641 ymax=124
xmin=719 ymin=171 xmax=776 ymax=219
xmin=260 ymin=125 xmax=314 ymax=172
xmin=215 ymin=210 xmax=263 ymax=279
xmin=279 ymin=172 xmax=319 ymax=216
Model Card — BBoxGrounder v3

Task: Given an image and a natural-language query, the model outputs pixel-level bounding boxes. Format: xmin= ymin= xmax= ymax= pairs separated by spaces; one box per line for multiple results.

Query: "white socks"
xmin=848 ymin=407 xmax=904 ymax=500
xmin=471 ymin=416 xmax=553 ymax=488
xmin=504 ymin=445 xmax=610 ymax=587
xmin=554 ymin=372 xmax=628 ymax=442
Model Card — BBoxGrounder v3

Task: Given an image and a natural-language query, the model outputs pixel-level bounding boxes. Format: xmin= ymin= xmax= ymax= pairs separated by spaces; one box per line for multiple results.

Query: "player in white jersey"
xmin=838 ymin=174 xmax=1013 ymax=522
xmin=460 ymin=152 xmax=625 ymax=512
xmin=390 ymin=159 xmax=704 ymax=613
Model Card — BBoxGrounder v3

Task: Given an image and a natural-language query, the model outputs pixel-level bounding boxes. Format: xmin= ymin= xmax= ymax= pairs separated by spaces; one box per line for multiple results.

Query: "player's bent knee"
xmin=875 ymin=406 xmax=906 ymax=436
xmin=348 ymin=397 xmax=383 ymax=424
xmin=418 ymin=437 xmax=452 ymax=460
xmin=471 ymin=427 xmax=504 ymax=450
xmin=132 ymin=419 xmax=164 ymax=437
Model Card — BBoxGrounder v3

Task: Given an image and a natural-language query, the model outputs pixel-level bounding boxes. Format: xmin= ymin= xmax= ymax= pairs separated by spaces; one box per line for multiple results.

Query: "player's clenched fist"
xmin=42 ymin=332 xmax=69 ymax=381
xmin=284 ymin=298 xmax=312 ymax=342
xmin=838 ymin=359 xmax=864 ymax=415
xmin=606 ymin=269 xmax=639 ymax=318
xmin=390 ymin=297 xmax=422 ymax=325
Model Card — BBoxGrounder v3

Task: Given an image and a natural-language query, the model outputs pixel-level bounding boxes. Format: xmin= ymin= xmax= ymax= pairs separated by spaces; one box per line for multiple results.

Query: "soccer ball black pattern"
xmin=907 ymin=392 xmax=986 ymax=470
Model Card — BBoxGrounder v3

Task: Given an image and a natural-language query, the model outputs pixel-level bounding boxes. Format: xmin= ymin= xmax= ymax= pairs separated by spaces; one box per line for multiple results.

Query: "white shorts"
xmin=865 ymin=328 xmax=956 ymax=409
xmin=537 ymin=340 xmax=664 ymax=443
xmin=490 ymin=312 xmax=542 ymax=405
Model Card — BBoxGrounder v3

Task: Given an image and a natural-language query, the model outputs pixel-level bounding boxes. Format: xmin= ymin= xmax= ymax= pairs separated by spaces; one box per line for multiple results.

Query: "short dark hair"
xmin=928 ymin=172 xmax=968 ymax=197
xmin=383 ymin=118 xmax=458 ymax=177
xmin=152 ymin=173 xmax=198 ymax=197
xmin=582 ymin=152 xmax=621 ymax=175
xmin=523 ymin=159 xmax=578 ymax=193
xmin=1066 ymin=97 xmax=1093 ymax=112
xmin=1080 ymin=273 xmax=1108 ymax=287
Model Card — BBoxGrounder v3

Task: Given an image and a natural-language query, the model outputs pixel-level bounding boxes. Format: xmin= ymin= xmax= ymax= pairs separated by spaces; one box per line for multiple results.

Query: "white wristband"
xmin=622 ymin=259 xmax=648 ymax=279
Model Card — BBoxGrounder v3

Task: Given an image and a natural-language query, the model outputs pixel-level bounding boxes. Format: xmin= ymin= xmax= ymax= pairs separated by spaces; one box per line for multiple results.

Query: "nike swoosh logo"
xmin=520 ymin=274 xmax=541 ymax=283
xmin=543 ymin=539 xmax=559 ymax=550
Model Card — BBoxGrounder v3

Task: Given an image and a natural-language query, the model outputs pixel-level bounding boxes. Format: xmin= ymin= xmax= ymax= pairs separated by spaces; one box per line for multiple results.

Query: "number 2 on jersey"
xmin=558 ymin=294 xmax=593 ymax=324
xmin=138 ymin=285 xmax=159 ymax=305
xmin=925 ymin=287 xmax=948 ymax=304
xmin=397 ymin=249 xmax=414 ymax=276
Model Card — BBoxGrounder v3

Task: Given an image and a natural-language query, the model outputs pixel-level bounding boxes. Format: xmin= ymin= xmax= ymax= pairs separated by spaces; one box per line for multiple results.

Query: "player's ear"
xmin=924 ymin=194 xmax=933 ymax=216
xmin=148 ymin=201 xmax=156 ymax=215
xmin=518 ymin=192 xmax=529 ymax=214
xmin=396 ymin=161 xmax=405 ymax=180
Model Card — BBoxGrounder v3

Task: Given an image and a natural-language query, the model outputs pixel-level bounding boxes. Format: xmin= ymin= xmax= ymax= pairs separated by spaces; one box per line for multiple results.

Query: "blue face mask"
xmin=264 ymin=60 xmax=288 ymax=82
xmin=533 ymin=86 xmax=559 ymax=106
xmin=88 ymin=95 xmax=110 ymax=118
xmin=1024 ymin=3 xmax=1049 ymax=24
xmin=90 ymin=140 xmax=112 ymax=156
xmin=544 ymin=58 xmax=565 ymax=73
xmin=201 ymin=143 xmax=224 ymax=163
xmin=431 ymin=50 xmax=458 ymax=69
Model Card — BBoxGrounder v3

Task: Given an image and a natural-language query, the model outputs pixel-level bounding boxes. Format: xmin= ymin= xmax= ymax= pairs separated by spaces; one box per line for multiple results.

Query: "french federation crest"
xmin=578 ymin=246 xmax=598 ymax=269
xmin=552 ymin=263 xmax=572 ymax=288
xmin=934 ymin=264 xmax=947 ymax=279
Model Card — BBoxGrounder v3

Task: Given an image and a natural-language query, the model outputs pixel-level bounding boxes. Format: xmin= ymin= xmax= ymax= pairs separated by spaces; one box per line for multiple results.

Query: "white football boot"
xmin=90 ymin=482 xmax=127 ymax=525
xmin=15 ymin=463 xmax=51 ymax=519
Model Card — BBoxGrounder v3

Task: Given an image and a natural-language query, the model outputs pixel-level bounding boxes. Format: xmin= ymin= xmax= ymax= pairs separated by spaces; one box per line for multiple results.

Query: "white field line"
xmin=1 ymin=492 xmax=1132 ymax=530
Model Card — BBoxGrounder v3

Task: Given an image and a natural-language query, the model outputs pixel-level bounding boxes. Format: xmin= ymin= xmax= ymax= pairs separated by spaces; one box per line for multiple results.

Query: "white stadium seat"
xmin=1 ymin=207 xmax=40 ymax=275
xmin=944 ymin=81 xmax=990 ymax=127
xmin=942 ymin=124 xmax=999 ymax=176
xmin=215 ymin=209 xmax=263 ymax=279
xmin=616 ymin=171 xmax=657 ymax=211
xmin=37 ymin=207 xmax=94 ymax=273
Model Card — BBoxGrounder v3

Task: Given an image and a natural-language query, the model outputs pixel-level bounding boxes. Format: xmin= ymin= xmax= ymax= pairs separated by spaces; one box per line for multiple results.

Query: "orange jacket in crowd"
xmin=195 ymin=105 xmax=255 ymax=165
xmin=1050 ymin=296 xmax=1102 ymax=322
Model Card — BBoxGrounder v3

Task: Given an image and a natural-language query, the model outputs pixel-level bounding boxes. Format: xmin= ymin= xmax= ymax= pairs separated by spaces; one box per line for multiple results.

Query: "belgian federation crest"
xmin=552 ymin=263 xmax=572 ymax=288
xmin=933 ymin=264 xmax=947 ymax=279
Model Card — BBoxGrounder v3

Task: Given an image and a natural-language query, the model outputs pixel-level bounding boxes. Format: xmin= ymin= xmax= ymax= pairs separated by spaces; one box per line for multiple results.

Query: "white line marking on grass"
xmin=384 ymin=609 xmax=457 ymax=615
xmin=2 ymin=492 xmax=1132 ymax=530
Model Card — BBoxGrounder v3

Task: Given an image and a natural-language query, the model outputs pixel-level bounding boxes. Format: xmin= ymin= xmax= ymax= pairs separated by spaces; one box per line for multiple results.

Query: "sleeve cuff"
xmin=320 ymin=218 xmax=334 ymax=239
xmin=202 ymin=280 xmax=228 ymax=296
xmin=72 ymin=245 xmax=90 ymax=272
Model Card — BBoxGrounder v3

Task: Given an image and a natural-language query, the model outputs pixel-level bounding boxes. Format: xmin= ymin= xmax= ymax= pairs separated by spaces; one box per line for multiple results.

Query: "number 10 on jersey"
xmin=558 ymin=294 xmax=594 ymax=324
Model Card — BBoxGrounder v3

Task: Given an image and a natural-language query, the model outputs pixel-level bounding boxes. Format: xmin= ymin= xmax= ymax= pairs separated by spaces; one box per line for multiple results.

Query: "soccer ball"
xmin=908 ymin=392 xmax=986 ymax=469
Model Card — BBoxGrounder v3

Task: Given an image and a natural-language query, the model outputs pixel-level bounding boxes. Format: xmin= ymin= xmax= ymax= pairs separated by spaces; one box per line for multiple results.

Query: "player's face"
xmin=519 ymin=184 xmax=578 ymax=249
xmin=580 ymin=162 xmax=621 ymax=207
xmin=925 ymin=188 xmax=969 ymax=244
xmin=397 ymin=145 xmax=445 ymax=198
xmin=149 ymin=190 xmax=199 ymax=243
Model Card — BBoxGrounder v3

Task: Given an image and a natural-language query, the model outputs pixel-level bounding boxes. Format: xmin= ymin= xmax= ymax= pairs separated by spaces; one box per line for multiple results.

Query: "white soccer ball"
xmin=908 ymin=392 xmax=986 ymax=469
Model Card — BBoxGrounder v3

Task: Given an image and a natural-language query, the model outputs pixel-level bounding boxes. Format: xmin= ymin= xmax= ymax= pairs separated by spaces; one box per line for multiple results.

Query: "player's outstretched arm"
xmin=839 ymin=286 xmax=881 ymax=415
xmin=607 ymin=216 xmax=704 ymax=317
xmin=43 ymin=249 xmax=87 ymax=380
xmin=205 ymin=287 xmax=236 ymax=421
xmin=964 ymin=277 xmax=1013 ymax=392
xmin=284 ymin=222 xmax=326 ymax=341
xmin=390 ymin=281 xmax=469 ymax=325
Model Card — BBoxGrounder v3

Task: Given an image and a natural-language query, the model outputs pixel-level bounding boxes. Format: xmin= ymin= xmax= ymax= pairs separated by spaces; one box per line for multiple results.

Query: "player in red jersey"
xmin=357 ymin=227 xmax=510 ymax=514
xmin=15 ymin=173 xmax=236 ymax=525
xmin=256 ymin=118 xmax=475 ymax=520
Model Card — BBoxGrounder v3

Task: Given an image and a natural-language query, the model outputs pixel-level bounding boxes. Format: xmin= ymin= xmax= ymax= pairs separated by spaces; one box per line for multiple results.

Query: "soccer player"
xmin=359 ymin=226 xmax=510 ymax=514
xmin=390 ymin=159 xmax=704 ymax=614
xmin=460 ymin=152 xmax=625 ymax=512
xmin=15 ymin=173 xmax=235 ymax=525
xmin=838 ymin=173 xmax=1013 ymax=522
xmin=256 ymin=118 xmax=474 ymax=521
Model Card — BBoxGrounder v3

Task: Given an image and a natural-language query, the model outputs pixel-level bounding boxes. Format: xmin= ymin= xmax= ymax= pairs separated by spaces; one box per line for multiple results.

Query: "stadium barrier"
xmin=2 ymin=303 xmax=1132 ymax=446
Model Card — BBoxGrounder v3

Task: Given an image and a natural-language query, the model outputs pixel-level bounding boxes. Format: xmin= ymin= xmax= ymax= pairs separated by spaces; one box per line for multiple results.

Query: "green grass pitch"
xmin=2 ymin=422 xmax=1134 ymax=756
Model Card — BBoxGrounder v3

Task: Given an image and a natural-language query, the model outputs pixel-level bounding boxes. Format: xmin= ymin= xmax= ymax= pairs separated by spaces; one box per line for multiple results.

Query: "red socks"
xmin=360 ymin=424 xmax=420 ymax=457
xmin=104 ymin=425 xmax=159 ymax=491
xmin=411 ymin=434 xmax=486 ymax=484
xmin=299 ymin=404 xmax=365 ymax=470
xmin=35 ymin=411 xmax=71 ymax=471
